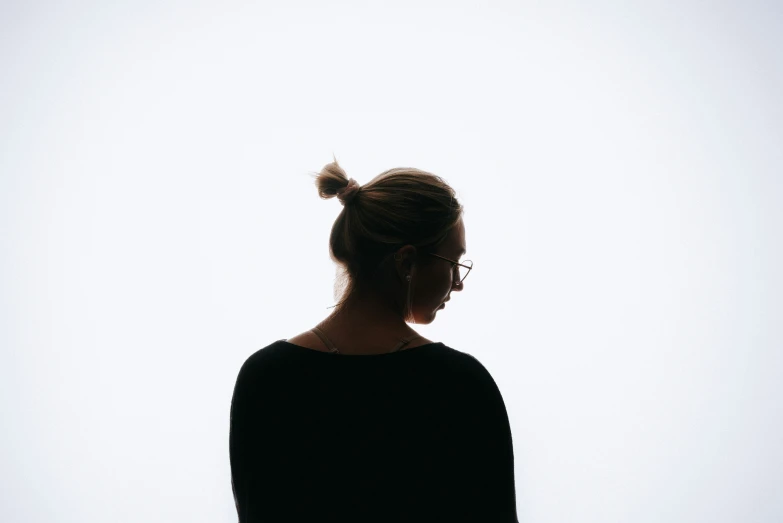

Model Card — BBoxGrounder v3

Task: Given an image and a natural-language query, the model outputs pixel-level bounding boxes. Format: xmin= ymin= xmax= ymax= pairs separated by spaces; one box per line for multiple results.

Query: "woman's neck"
xmin=316 ymin=295 xmax=419 ymax=350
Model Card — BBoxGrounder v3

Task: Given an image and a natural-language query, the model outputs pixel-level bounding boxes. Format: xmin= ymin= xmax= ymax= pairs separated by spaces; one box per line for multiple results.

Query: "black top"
xmin=229 ymin=339 xmax=519 ymax=523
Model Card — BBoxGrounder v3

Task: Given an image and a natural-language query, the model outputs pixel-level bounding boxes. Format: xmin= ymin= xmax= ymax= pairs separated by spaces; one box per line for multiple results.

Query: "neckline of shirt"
xmin=278 ymin=339 xmax=444 ymax=357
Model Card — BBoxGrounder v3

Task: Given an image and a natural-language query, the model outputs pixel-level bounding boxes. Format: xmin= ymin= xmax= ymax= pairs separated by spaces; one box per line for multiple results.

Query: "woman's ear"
xmin=393 ymin=245 xmax=418 ymax=279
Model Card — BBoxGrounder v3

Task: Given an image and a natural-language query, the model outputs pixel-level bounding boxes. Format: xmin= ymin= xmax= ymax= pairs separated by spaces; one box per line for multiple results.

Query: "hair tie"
xmin=336 ymin=178 xmax=360 ymax=205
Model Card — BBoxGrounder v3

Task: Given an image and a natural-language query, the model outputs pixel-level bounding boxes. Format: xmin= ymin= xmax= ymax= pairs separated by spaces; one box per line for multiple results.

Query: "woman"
xmin=229 ymin=157 xmax=518 ymax=522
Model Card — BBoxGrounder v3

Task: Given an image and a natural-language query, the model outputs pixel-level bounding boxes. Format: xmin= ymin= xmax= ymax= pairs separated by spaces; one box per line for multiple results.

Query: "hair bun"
xmin=336 ymin=178 xmax=360 ymax=206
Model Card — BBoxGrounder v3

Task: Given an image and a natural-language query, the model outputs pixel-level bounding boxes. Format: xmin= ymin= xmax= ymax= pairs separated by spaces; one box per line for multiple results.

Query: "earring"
xmin=407 ymin=275 xmax=411 ymax=282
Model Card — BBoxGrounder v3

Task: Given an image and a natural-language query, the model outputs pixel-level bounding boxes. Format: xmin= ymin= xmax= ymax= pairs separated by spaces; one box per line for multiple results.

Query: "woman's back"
xmin=229 ymin=339 xmax=519 ymax=522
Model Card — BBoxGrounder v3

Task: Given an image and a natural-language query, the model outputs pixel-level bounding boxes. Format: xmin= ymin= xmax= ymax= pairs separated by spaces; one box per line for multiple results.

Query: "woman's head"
xmin=311 ymin=156 xmax=466 ymax=324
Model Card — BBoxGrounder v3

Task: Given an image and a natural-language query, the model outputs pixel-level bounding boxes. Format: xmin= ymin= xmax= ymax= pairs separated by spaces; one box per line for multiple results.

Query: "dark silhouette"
xmin=229 ymin=339 xmax=518 ymax=522
xmin=229 ymin=158 xmax=518 ymax=521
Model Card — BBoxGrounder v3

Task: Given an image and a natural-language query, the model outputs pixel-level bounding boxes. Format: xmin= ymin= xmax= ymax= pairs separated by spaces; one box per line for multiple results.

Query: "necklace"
xmin=310 ymin=327 xmax=423 ymax=354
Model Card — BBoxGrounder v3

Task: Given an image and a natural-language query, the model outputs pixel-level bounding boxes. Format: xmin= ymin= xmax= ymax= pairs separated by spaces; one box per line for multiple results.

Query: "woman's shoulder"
xmin=286 ymin=330 xmax=329 ymax=352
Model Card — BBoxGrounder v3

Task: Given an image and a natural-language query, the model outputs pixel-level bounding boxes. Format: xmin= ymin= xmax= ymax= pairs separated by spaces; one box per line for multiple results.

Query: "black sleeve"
xmin=459 ymin=359 xmax=519 ymax=522
xmin=229 ymin=357 xmax=260 ymax=523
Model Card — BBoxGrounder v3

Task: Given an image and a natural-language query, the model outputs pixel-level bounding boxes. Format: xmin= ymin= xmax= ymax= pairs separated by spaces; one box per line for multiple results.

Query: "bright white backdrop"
xmin=1 ymin=1 xmax=781 ymax=522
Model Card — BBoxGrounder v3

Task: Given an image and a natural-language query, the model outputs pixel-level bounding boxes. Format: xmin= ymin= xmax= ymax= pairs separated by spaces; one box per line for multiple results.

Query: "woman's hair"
xmin=310 ymin=155 xmax=463 ymax=311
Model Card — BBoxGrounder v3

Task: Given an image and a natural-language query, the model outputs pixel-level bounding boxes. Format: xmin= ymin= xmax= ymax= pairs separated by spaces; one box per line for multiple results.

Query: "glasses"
xmin=428 ymin=253 xmax=473 ymax=285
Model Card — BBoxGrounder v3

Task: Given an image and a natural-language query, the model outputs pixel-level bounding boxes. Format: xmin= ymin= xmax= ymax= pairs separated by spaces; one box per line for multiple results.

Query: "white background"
xmin=2 ymin=1 xmax=781 ymax=522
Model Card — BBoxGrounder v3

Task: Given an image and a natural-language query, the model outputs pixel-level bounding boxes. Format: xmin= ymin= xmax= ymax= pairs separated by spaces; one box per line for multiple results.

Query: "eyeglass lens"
xmin=455 ymin=260 xmax=472 ymax=283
